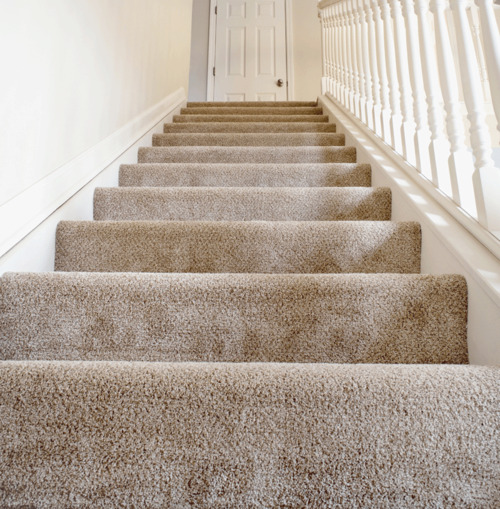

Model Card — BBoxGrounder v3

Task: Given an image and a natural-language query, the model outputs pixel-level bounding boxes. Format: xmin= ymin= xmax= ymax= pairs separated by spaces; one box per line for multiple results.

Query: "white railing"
xmin=318 ymin=0 xmax=500 ymax=242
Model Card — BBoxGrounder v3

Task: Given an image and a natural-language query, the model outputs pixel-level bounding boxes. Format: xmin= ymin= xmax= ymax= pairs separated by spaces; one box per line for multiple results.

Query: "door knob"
xmin=277 ymin=79 xmax=284 ymax=87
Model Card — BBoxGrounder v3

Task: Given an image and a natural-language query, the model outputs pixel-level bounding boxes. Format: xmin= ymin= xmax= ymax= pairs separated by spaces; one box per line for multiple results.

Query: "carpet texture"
xmin=180 ymin=106 xmax=324 ymax=115
xmin=0 ymin=272 xmax=467 ymax=363
xmin=0 ymin=362 xmax=498 ymax=508
xmin=93 ymin=187 xmax=391 ymax=221
xmin=173 ymin=114 xmax=330 ymax=123
xmin=138 ymin=146 xmax=356 ymax=164
xmin=163 ymin=122 xmax=338 ymax=133
xmin=152 ymin=132 xmax=345 ymax=146
xmin=55 ymin=220 xmax=421 ymax=273
xmin=119 ymin=163 xmax=372 ymax=187
xmin=1 ymin=99 xmax=498 ymax=507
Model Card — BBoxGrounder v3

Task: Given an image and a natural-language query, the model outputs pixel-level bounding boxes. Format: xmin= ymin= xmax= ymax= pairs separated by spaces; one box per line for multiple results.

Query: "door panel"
xmin=214 ymin=0 xmax=287 ymax=101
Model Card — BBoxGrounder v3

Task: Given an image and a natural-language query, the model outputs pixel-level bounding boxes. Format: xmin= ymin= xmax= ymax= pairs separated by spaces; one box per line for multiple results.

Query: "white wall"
xmin=189 ymin=0 xmax=211 ymax=101
xmin=189 ymin=0 xmax=322 ymax=101
xmin=291 ymin=0 xmax=322 ymax=100
xmin=0 ymin=0 xmax=193 ymax=261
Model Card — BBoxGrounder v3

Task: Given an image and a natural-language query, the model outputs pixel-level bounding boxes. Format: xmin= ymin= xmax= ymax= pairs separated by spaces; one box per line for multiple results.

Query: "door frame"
xmin=206 ymin=0 xmax=294 ymax=101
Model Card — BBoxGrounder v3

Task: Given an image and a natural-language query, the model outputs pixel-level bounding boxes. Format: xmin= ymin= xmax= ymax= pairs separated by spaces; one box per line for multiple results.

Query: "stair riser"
xmin=93 ymin=187 xmax=391 ymax=222
xmin=0 ymin=273 xmax=467 ymax=364
xmin=173 ymin=115 xmax=330 ymax=123
xmin=163 ymin=123 xmax=337 ymax=133
xmin=55 ymin=221 xmax=421 ymax=274
xmin=152 ymin=133 xmax=345 ymax=147
xmin=1 ymin=362 xmax=496 ymax=507
xmin=180 ymin=107 xmax=323 ymax=115
xmin=119 ymin=163 xmax=372 ymax=188
xmin=138 ymin=147 xmax=356 ymax=164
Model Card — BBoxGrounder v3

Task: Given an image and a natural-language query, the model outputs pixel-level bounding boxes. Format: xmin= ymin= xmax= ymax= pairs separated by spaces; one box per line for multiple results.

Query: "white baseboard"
xmin=0 ymin=87 xmax=186 ymax=259
xmin=318 ymin=94 xmax=500 ymax=366
xmin=0 ymin=87 xmax=186 ymax=273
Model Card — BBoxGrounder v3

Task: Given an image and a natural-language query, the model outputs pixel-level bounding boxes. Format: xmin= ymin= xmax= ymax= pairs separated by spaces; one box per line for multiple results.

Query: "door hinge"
xmin=213 ymin=67 xmax=216 ymax=77
xmin=215 ymin=5 xmax=218 ymax=14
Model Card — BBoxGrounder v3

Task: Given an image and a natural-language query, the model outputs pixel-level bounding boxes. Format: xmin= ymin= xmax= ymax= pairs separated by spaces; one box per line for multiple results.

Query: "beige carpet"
xmin=1 ymin=100 xmax=498 ymax=507
xmin=93 ymin=187 xmax=392 ymax=221
xmin=119 ymin=162 xmax=373 ymax=187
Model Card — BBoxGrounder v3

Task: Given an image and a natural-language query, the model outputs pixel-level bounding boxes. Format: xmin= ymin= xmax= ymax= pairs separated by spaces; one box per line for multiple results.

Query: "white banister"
xmin=390 ymin=0 xmax=416 ymax=165
xmin=475 ymin=0 xmax=500 ymax=136
xmin=318 ymin=0 xmax=500 ymax=242
xmin=371 ymin=0 xmax=392 ymax=144
xmin=450 ymin=0 xmax=500 ymax=231
xmin=415 ymin=0 xmax=451 ymax=193
xmin=359 ymin=0 xmax=374 ymax=130
xmin=430 ymin=0 xmax=476 ymax=215
xmin=379 ymin=0 xmax=403 ymax=153
xmin=401 ymin=0 xmax=432 ymax=177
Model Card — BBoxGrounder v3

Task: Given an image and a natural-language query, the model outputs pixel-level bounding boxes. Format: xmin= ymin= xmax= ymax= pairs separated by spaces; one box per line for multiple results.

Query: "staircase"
xmin=0 ymin=101 xmax=498 ymax=507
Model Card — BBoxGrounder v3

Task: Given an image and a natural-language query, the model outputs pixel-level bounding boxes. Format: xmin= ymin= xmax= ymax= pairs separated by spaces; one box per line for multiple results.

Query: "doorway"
xmin=207 ymin=0 xmax=293 ymax=101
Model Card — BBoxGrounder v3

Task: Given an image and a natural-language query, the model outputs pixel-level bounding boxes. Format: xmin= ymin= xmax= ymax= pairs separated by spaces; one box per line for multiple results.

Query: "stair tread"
xmin=138 ymin=146 xmax=356 ymax=164
xmin=163 ymin=122 xmax=337 ymax=133
xmin=119 ymin=163 xmax=372 ymax=187
xmin=1 ymin=272 xmax=467 ymax=364
xmin=173 ymin=114 xmax=330 ymax=123
xmin=152 ymin=132 xmax=345 ymax=147
xmin=55 ymin=220 xmax=421 ymax=274
xmin=93 ymin=186 xmax=391 ymax=221
xmin=1 ymin=361 xmax=497 ymax=507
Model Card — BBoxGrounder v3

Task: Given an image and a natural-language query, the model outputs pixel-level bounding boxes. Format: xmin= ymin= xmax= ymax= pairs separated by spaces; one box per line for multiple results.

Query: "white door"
xmin=212 ymin=0 xmax=288 ymax=101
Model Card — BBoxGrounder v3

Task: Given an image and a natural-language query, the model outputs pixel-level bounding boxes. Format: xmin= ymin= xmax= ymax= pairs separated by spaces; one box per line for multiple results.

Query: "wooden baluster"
xmin=469 ymin=4 xmax=490 ymax=99
xmin=341 ymin=3 xmax=351 ymax=108
xmin=379 ymin=0 xmax=403 ymax=153
xmin=390 ymin=0 xmax=416 ymax=165
xmin=475 ymin=0 xmax=500 ymax=136
xmin=430 ymin=0 xmax=476 ymax=214
xmin=372 ymin=0 xmax=392 ymax=144
xmin=320 ymin=9 xmax=327 ymax=95
xmin=345 ymin=2 xmax=357 ymax=114
xmin=401 ymin=0 xmax=432 ymax=177
xmin=451 ymin=0 xmax=500 ymax=230
xmin=326 ymin=8 xmax=333 ymax=95
xmin=415 ymin=0 xmax=451 ymax=192
xmin=333 ymin=6 xmax=342 ymax=100
xmin=359 ymin=0 xmax=374 ymax=130
xmin=366 ymin=0 xmax=382 ymax=136
xmin=354 ymin=0 xmax=367 ymax=122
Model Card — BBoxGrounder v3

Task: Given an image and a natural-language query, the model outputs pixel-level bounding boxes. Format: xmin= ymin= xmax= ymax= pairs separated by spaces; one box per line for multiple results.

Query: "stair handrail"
xmin=318 ymin=0 xmax=500 ymax=247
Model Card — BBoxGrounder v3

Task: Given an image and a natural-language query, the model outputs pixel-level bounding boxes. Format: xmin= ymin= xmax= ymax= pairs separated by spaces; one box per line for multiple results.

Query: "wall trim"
xmin=0 ymin=87 xmax=186 ymax=258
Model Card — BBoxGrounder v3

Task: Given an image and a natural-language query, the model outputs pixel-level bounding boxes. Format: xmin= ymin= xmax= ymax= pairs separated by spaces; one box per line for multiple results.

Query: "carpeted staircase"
xmin=0 ymin=101 xmax=498 ymax=507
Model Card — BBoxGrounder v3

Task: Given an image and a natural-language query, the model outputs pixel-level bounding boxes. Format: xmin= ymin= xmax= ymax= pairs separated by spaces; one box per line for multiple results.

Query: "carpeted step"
xmin=93 ymin=187 xmax=391 ymax=222
xmin=180 ymin=106 xmax=323 ymax=116
xmin=55 ymin=221 xmax=421 ymax=274
xmin=163 ymin=122 xmax=337 ymax=133
xmin=186 ymin=101 xmax=318 ymax=107
xmin=0 ymin=272 xmax=467 ymax=363
xmin=138 ymin=146 xmax=355 ymax=164
xmin=173 ymin=114 xmax=329 ymax=123
xmin=119 ymin=163 xmax=372 ymax=188
xmin=1 ymin=361 xmax=497 ymax=507
xmin=152 ymin=132 xmax=344 ymax=147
